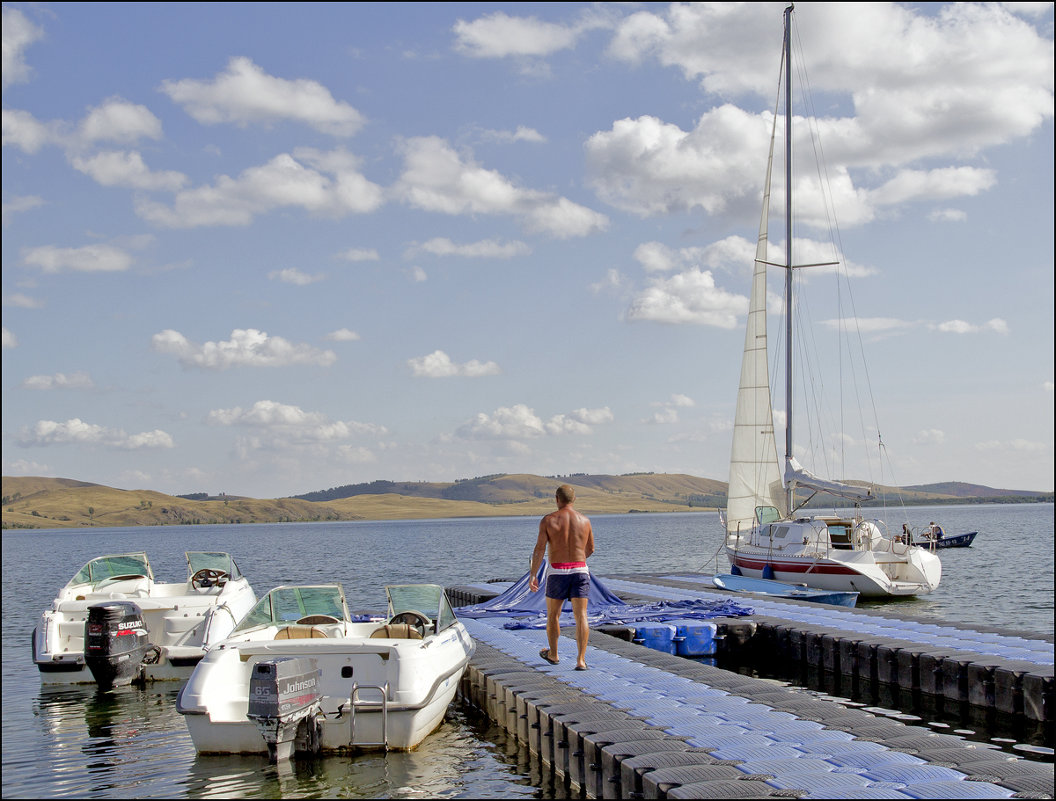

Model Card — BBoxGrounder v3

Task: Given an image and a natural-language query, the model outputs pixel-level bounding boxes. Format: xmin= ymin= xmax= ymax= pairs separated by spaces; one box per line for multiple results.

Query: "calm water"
xmin=3 ymin=504 xmax=1052 ymax=798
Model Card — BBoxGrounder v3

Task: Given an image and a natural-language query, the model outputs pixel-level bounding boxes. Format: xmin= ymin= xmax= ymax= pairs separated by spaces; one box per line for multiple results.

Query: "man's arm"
xmin=584 ymin=523 xmax=595 ymax=560
xmin=528 ymin=518 xmax=549 ymax=592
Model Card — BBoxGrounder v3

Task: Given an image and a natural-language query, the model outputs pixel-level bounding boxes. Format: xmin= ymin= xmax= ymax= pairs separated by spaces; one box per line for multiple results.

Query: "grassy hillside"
xmin=1 ymin=473 xmax=717 ymax=530
xmin=4 ymin=473 xmax=1049 ymax=531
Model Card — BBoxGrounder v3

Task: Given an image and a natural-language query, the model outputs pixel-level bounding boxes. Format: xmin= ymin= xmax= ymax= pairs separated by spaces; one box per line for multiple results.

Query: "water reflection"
xmin=30 ymin=685 xmax=541 ymax=799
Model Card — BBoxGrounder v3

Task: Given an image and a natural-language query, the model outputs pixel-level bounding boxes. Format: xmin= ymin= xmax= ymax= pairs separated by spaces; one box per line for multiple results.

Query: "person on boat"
xmin=899 ymin=523 xmax=911 ymax=544
xmin=927 ymin=522 xmax=943 ymax=540
xmin=529 ymin=484 xmax=595 ymax=671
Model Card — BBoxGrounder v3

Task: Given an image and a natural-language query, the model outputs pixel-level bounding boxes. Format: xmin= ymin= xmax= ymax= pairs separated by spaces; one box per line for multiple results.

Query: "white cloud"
xmin=22 ymin=372 xmax=94 ymax=390
xmin=325 ymin=328 xmax=361 ymax=342
xmin=928 ymin=208 xmax=968 ymax=223
xmin=453 ymin=12 xmax=581 ymax=58
xmin=2 ymin=7 xmax=43 ymax=90
xmin=2 ymin=194 xmax=43 ymax=226
xmin=269 ymin=267 xmax=324 ymax=286
xmin=2 ymin=292 xmax=43 ymax=309
xmin=607 ymin=3 xmax=1052 ymax=162
xmin=161 ymin=57 xmax=365 ymax=136
xmin=136 ymin=149 xmax=383 ymax=227
xmin=17 ymin=418 xmax=174 ymax=450
xmin=2 ymin=108 xmax=54 ymax=153
xmin=70 ymin=150 xmax=188 ymax=191
xmin=913 ymin=429 xmax=946 ymax=446
xmin=152 ymin=328 xmax=337 ymax=369
xmin=456 ymin=403 xmax=611 ymax=439
xmin=412 ymin=237 xmax=530 ymax=259
xmin=867 ymin=167 xmax=997 ymax=209
xmin=480 ymin=125 xmax=547 ymax=144
xmin=78 ymin=98 xmax=164 ymax=144
xmin=394 ymin=136 xmax=608 ymax=238
xmin=627 ymin=268 xmax=747 ymax=327
xmin=23 ymin=243 xmax=133 ymax=273
xmin=337 ymin=247 xmax=380 ymax=262
xmin=207 ymin=400 xmax=385 ymax=443
xmin=822 ymin=317 xmax=916 ymax=334
xmin=408 ymin=350 xmax=501 ymax=378
xmin=932 ymin=318 xmax=1010 ymax=335
xmin=2 ymin=326 xmax=16 ymax=349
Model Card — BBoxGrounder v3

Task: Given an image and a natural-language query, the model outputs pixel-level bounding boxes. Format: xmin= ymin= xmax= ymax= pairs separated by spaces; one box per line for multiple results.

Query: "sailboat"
xmin=723 ymin=5 xmax=941 ymax=598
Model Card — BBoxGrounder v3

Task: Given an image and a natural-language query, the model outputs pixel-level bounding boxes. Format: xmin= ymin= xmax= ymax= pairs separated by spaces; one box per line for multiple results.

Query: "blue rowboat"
xmin=712 ymin=573 xmax=859 ymax=607
xmin=913 ymin=530 xmax=977 ymax=549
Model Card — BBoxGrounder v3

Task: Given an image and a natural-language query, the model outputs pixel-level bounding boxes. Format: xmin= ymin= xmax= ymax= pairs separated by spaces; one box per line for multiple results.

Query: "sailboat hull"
xmin=725 ymin=517 xmax=942 ymax=598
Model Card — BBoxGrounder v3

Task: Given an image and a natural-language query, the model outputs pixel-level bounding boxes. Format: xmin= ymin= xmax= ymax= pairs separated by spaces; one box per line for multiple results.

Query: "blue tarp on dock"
xmin=456 ymin=561 xmax=752 ymax=630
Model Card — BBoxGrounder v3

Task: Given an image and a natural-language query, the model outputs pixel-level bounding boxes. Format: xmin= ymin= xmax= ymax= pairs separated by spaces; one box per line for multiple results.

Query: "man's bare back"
xmin=538 ymin=505 xmax=594 ymax=564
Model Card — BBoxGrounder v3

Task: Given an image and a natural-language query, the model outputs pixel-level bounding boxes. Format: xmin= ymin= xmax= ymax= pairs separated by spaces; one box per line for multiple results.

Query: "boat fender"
xmin=730 ymin=565 xmax=743 ymax=576
xmin=762 ymin=564 xmax=775 ymax=580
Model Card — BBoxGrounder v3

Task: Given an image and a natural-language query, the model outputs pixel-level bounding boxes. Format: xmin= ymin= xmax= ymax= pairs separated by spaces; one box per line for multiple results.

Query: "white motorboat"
xmin=33 ymin=551 xmax=257 ymax=687
xmin=723 ymin=6 xmax=941 ymax=598
xmin=176 ymin=583 xmax=475 ymax=760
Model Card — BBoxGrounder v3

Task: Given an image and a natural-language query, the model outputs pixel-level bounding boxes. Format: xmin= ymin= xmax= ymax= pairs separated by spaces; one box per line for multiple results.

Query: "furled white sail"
xmin=726 ymin=114 xmax=787 ymax=536
xmin=785 ymin=457 xmax=873 ymax=503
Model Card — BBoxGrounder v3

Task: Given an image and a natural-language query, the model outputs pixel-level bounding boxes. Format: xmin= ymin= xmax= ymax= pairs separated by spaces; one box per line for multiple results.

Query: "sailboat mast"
xmin=783 ymin=4 xmax=794 ymax=513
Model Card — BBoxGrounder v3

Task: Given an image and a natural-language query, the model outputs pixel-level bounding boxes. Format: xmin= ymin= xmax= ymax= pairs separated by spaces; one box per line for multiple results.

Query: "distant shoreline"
xmin=3 ymin=474 xmax=1051 ymax=531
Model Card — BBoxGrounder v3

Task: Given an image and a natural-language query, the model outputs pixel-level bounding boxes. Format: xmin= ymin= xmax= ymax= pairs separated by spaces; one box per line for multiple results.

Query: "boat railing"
xmin=349 ymin=683 xmax=389 ymax=748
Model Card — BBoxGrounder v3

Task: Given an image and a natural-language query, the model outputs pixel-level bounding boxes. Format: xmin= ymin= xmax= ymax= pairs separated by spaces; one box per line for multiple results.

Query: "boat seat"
xmin=369 ymin=623 xmax=423 ymax=640
xmin=274 ymin=626 xmax=328 ymax=640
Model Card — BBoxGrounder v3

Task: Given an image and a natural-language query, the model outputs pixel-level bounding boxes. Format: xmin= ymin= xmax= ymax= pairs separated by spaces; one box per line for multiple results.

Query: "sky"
xmin=2 ymin=2 xmax=1053 ymax=499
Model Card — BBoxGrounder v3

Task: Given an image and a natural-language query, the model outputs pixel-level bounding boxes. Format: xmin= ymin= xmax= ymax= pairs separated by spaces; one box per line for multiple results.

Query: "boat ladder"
xmin=349 ymin=682 xmax=389 ymax=748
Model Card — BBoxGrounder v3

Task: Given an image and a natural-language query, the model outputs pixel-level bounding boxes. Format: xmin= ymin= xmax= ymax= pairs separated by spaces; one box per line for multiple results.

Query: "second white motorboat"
xmin=33 ymin=551 xmax=257 ymax=687
xmin=176 ymin=583 xmax=475 ymax=760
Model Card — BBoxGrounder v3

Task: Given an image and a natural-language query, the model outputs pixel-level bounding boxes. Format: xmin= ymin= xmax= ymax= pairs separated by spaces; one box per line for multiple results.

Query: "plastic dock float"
xmin=602 ymin=574 xmax=1054 ymax=726
xmin=457 ymin=616 xmax=1053 ymax=799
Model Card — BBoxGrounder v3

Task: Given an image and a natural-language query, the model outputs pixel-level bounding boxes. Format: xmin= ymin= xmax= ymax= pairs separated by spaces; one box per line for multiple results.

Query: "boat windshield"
xmin=233 ymin=585 xmax=348 ymax=632
xmin=387 ymin=584 xmax=459 ymax=633
xmin=186 ymin=551 xmax=242 ymax=580
xmin=68 ymin=553 xmax=153 ymax=587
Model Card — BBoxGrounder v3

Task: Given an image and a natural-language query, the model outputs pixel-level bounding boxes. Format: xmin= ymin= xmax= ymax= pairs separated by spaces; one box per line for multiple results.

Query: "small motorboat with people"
xmin=909 ymin=522 xmax=978 ymax=549
xmin=712 ymin=573 xmax=859 ymax=607
xmin=33 ymin=552 xmax=257 ymax=688
xmin=721 ymin=6 xmax=942 ymax=598
xmin=176 ymin=583 xmax=474 ymax=761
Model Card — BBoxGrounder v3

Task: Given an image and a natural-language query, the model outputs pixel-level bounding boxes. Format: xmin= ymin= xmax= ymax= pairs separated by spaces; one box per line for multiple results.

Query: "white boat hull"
xmin=725 ymin=517 xmax=942 ymax=598
xmin=177 ymin=620 xmax=475 ymax=753
xmin=34 ymin=575 xmax=257 ymax=685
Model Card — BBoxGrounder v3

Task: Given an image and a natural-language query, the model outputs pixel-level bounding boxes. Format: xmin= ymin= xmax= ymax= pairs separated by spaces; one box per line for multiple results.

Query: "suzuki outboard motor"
xmin=247 ymin=657 xmax=323 ymax=762
xmin=84 ymin=601 xmax=150 ymax=688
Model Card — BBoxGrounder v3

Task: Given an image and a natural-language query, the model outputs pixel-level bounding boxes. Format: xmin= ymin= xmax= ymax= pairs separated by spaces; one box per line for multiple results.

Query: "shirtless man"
xmin=529 ymin=484 xmax=595 ymax=670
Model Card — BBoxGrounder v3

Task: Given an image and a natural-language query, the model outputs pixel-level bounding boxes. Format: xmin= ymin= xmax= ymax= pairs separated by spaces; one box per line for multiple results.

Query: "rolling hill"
xmin=2 ymin=473 xmax=1049 ymax=530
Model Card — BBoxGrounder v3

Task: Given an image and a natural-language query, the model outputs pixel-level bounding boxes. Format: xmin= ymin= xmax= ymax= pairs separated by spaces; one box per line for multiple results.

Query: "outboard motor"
xmin=247 ymin=657 xmax=323 ymax=762
xmin=84 ymin=601 xmax=150 ymax=688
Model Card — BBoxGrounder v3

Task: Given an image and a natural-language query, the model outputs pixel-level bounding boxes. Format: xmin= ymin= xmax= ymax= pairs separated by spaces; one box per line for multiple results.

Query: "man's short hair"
xmin=556 ymin=484 xmax=575 ymax=504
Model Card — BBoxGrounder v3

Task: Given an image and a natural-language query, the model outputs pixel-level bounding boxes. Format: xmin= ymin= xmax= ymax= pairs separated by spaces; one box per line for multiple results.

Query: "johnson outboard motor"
xmin=84 ymin=601 xmax=150 ymax=688
xmin=247 ymin=657 xmax=323 ymax=761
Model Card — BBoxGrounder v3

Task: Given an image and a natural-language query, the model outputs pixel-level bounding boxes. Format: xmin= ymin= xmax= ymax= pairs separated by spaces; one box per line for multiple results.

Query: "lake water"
xmin=3 ymin=504 xmax=1052 ymax=798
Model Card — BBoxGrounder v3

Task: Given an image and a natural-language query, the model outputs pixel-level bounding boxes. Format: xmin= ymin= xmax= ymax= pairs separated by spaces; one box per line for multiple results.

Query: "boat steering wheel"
xmin=388 ymin=610 xmax=432 ymax=637
xmin=190 ymin=568 xmax=229 ymax=590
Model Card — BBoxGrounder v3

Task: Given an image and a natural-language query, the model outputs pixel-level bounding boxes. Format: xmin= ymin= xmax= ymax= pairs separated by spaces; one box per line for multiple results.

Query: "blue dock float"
xmin=448 ymin=572 xmax=1053 ymax=798
xmin=458 ymin=616 xmax=1053 ymax=799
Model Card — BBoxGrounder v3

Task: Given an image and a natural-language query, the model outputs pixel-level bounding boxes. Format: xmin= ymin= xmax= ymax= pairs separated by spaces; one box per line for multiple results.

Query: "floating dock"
xmin=448 ymin=574 xmax=1054 ymax=799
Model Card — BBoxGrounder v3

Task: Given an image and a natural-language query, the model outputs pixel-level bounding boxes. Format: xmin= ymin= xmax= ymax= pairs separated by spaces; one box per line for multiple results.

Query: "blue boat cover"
xmin=456 ymin=561 xmax=752 ymax=629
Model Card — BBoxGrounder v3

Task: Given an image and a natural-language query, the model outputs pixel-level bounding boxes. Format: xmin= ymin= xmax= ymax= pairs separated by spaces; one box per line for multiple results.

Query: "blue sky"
xmin=2 ymin=2 xmax=1053 ymax=499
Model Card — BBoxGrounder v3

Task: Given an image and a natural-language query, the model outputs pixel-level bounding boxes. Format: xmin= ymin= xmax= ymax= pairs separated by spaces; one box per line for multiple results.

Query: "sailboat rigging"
xmin=723 ymin=5 xmax=941 ymax=598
